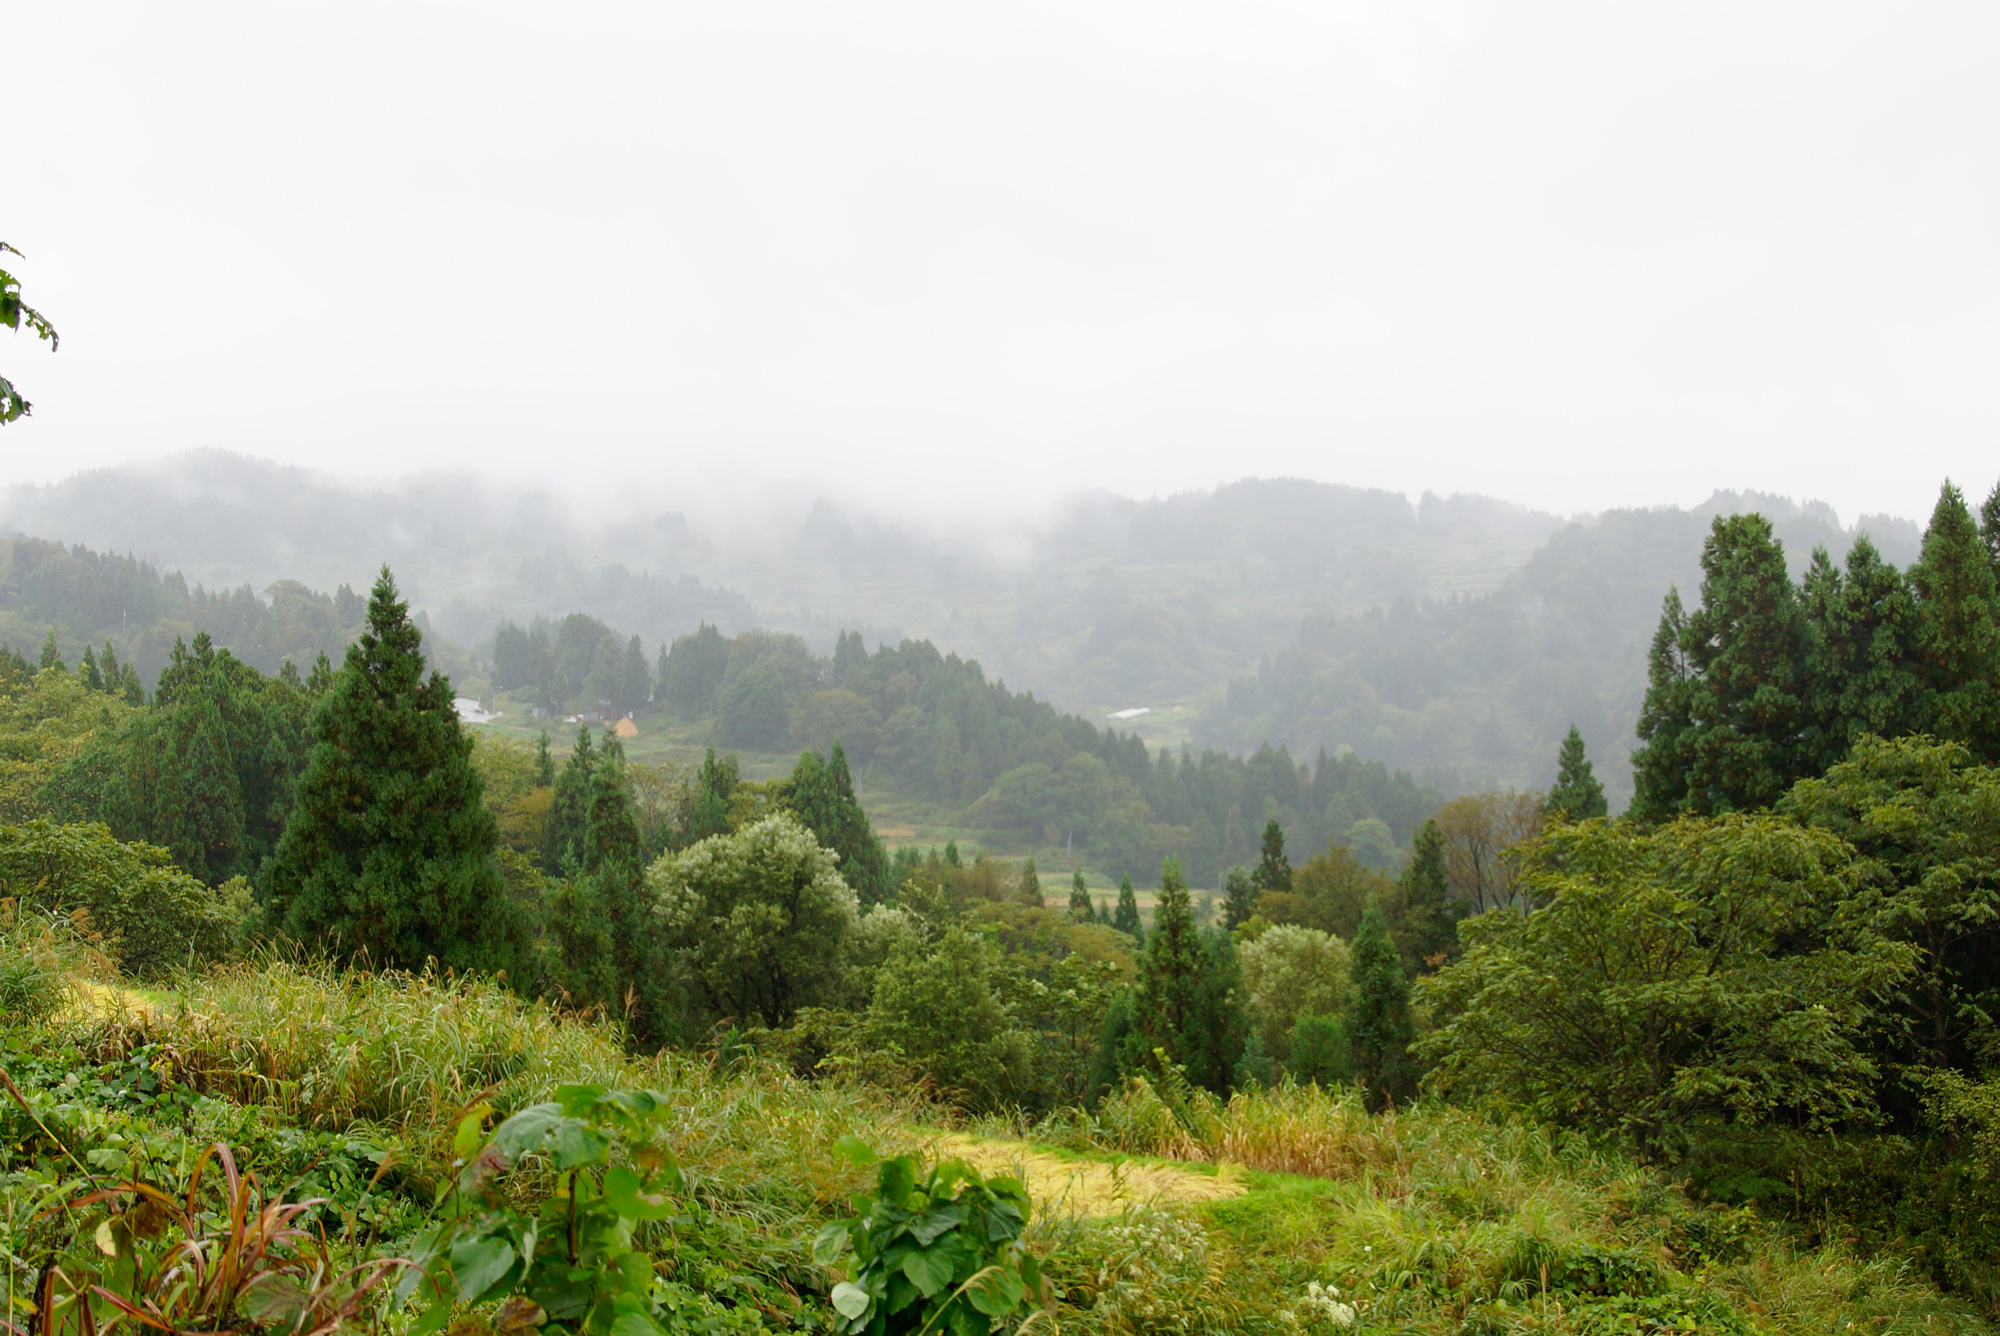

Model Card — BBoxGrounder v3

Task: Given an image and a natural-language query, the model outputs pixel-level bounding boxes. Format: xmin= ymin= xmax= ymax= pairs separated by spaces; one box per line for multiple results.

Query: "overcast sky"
xmin=10 ymin=1 xmax=1997 ymax=524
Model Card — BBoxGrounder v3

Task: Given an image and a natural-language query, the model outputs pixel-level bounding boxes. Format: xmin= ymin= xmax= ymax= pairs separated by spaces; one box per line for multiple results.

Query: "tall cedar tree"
xmin=262 ymin=567 xmax=518 ymax=972
xmin=1630 ymin=587 xmax=1697 ymax=821
xmin=1799 ymin=537 xmax=1921 ymax=776
xmin=1910 ymin=482 xmax=2000 ymax=756
xmin=786 ymin=742 xmax=888 ymax=902
xmin=1017 ymin=857 xmax=1043 ymax=907
xmin=533 ymin=729 xmax=556 ymax=787
xmin=1222 ymin=865 xmax=1256 ymax=931
xmin=582 ymin=735 xmax=672 ymax=1042
xmin=1112 ymin=873 xmax=1143 ymax=942
xmin=1252 ymin=818 xmax=1293 ymax=898
xmin=1068 ymin=869 xmax=1092 ymax=920
xmin=688 ymin=746 xmax=738 ymax=843
xmin=1130 ymin=857 xmax=1233 ymax=1092
xmin=1982 ymin=480 xmax=2000 ymax=584
xmin=1394 ymin=818 xmax=1460 ymax=972
xmin=1682 ymin=513 xmax=1807 ymax=814
xmin=542 ymin=727 xmax=596 ymax=874
xmin=1545 ymin=726 xmax=1608 ymax=820
xmin=1349 ymin=899 xmax=1416 ymax=1109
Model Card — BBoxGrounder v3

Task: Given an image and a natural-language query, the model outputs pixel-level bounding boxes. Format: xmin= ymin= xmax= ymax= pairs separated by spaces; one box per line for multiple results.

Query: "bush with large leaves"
xmin=0 ymin=820 xmax=229 ymax=976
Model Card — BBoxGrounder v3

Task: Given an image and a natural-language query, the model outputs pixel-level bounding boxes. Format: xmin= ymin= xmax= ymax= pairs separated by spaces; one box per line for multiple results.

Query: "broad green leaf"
xmin=832 ymin=1135 xmax=879 ymax=1167
xmin=609 ymin=1311 xmax=663 ymax=1336
xmin=451 ymin=1236 xmax=516 ymax=1303
xmin=965 ymin=1267 xmax=1024 ymax=1318
xmin=552 ymin=1083 xmax=607 ymax=1118
xmin=908 ymin=1205 xmax=965 ymax=1245
xmin=878 ymin=1156 xmax=916 ymax=1205
xmin=812 ymin=1222 xmax=851 ymax=1265
xmin=493 ymin=1104 xmax=565 ymax=1159
xmin=552 ymin=1120 xmax=612 ymax=1169
xmin=902 ymin=1245 xmax=954 ymax=1297
xmin=831 ymin=1282 xmax=872 ymax=1320
xmin=603 ymin=1165 xmax=674 ymax=1221
xmin=454 ymin=1103 xmax=496 ymax=1159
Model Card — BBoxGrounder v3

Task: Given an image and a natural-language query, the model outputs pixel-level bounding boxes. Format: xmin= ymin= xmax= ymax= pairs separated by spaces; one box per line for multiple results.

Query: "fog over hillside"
xmin=0 ymin=450 xmax=1938 ymax=806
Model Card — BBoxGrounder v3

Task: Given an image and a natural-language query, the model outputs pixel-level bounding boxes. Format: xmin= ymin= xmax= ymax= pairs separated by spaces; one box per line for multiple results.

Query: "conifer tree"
xmin=305 ymin=651 xmax=335 ymax=696
xmin=620 ymin=634 xmax=651 ymax=715
xmin=1348 ymin=899 xmax=1415 ymax=1109
xmin=533 ymin=729 xmax=556 ymax=788
xmin=1911 ymin=482 xmax=2000 ymax=757
xmin=581 ymin=736 xmax=670 ymax=1040
xmin=1017 ymin=856 xmax=1043 ymax=907
xmin=1801 ymin=536 xmax=1920 ymax=774
xmin=542 ymin=727 xmax=596 ymax=874
xmin=79 ymin=644 xmax=103 ymax=692
xmin=1068 ymin=868 xmax=1092 ymax=920
xmin=165 ymin=695 xmax=247 ymax=886
xmin=38 ymin=629 xmax=62 ymax=674
xmin=1113 ymin=873 xmax=1143 ymax=943
xmin=1683 ymin=514 xmax=1808 ymax=813
xmin=1394 ymin=817 xmax=1460 ymax=971
xmin=1222 ymin=865 xmax=1256 ymax=931
xmin=1630 ymin=587 xmax=1697 ymax=821
xmin=786 ymin=742 xmax=888 ymax=902
xmin=1981 ymin=480 xmax=2000 ymax=586
xmin=1184 ymin=927 xmax=1248 ymax=1094
xmin=1544 ymin=725 xmax=1608 ymax=820
xmin=688 ymin=746 xmax=737 ymax=843
xmin=1252 ymin=818 xmax=1292 ymax=896
xmin=262 ymin=566 xmax=518 ymax=973
xmin=1130 ymin=857 xmax=1211 ymax=1087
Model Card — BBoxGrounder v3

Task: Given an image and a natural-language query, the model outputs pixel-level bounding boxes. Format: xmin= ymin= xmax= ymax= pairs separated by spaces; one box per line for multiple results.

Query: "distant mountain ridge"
xmin=0 ymin=452 xmax=1931 ymax=806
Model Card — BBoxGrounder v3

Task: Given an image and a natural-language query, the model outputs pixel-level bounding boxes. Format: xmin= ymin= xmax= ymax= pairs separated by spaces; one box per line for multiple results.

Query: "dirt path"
xmin=928 ymin=1134 xmax=1244 ymax=1217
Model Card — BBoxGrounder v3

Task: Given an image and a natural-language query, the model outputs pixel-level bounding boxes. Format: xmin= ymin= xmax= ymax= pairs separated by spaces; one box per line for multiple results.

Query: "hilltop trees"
xmin=262 ymin=568 xmax=521 ymax=973
xmin=1632 ymin=481 xmax=2000 ymax=822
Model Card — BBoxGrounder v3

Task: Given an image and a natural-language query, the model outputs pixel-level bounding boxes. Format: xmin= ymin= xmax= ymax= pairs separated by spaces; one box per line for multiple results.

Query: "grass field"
xmin=10 ymin=956 xmax=1989 ymax=1335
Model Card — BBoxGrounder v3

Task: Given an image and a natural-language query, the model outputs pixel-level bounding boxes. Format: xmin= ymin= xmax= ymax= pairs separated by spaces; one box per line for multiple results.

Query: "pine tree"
xmin=1348 ymin=899 xmax=1415 ymax=1110
xmin=163 ymin=694 xmax=247 ymax=885
xmin=944 ymin=839 xmax=961 ymax=867
xmin=79 ymin=645 xmax=104 ymax=692
xmin=1544 ymin=725 xmax=1608 ymax=820
xmin=1252 ymin=819 xmax=1292 ymax=896
xmin=1394 ymin=817 xmax=1460 ymax=971
xmin=305 ymin=651 xmax=335 ymax=696
xmin=621 ymin=634 xmax=651 ymax=716
xmin=542 ymin=727 xmax=596 ymax=874
xmin=1683 ymin=514 xmax=1808 ymax=813
xmin=1911 ymin=482 xmax=2000 ymax=757
xmin=533 ymin=729 xmax=556 ymax=787
xmin=1801 ymin=536 xmax=1920 ymax=774
xmin=1130 ymin=857 xmax=1211 ymax=1087
xmin=582 ymin=736 xmax=670 ymax=1041
xmin=1184 ymin=928 xmax=1248 ymax=1094
xmin=38 ymin=629 xmax=62 ymax=674
xmin=1068 ymin=869 xmax=1092 ymax=920
xmin=1630 ymin=587 xmax=1697 ymax=821
xmin=262 ymin=566 xmax=518 ymax=973
xmin=785 ymin=743 xmax=888 ymax=902
xmin=1222 ymin=865 xmax=1255 ymax=931
xmin=1980 ymin=479 xmax=2000 ymax=586
xmin=688 ymin=746 xmax=737 ymax=843
xmin=1017 ymin=857 xmax=1043 ymax=907
xmin=1113 ymin=874 xmax=1143 ymax=943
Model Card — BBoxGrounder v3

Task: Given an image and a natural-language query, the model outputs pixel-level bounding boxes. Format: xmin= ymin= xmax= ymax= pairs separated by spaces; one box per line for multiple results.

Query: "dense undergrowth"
xmin=0 ymin=944 xmax=1989 ymax=1336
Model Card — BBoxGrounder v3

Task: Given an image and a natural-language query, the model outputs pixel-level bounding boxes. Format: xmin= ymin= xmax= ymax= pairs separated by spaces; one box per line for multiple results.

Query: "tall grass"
xmin=71 ymin=957 xmax=932 ymax=1221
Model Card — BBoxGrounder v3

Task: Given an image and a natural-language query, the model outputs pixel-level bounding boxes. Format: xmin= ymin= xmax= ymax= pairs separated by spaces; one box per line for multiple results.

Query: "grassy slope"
xmin=13 ymin=961 xmax=1989 ymax=1336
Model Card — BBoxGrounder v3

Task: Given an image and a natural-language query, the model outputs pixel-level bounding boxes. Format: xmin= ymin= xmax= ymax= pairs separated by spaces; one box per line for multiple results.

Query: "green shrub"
xmin=812 ymin=1138 xmax=1050 ymax=1336
xmin=0 ymin=821 xmax=229 ymax=976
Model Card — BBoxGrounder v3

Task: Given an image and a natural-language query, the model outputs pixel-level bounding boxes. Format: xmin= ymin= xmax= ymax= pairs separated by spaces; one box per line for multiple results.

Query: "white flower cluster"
xmin=1291 ymin=1281 xmax=1357 ymax=1330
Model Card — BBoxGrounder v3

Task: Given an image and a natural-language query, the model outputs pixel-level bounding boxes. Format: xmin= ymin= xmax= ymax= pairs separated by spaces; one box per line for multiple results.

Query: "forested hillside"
xmin=1203 ymin=492 xmax=1925 ymax=809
